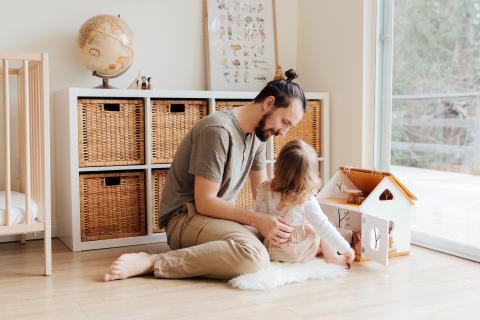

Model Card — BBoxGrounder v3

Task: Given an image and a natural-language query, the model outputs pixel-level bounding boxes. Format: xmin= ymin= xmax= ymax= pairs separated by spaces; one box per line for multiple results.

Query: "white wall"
xmin=1 ymin=0 xmax=374 ymax=237
xmin=0 ymin=0 xmax=299 ymax=230
xmin=275 ymin=0 xmax=299 ymax=71
xmin=0 ymin=0 xmax=298 ymax=91
xmin=296 ymin=0 xmax=368 ymax=173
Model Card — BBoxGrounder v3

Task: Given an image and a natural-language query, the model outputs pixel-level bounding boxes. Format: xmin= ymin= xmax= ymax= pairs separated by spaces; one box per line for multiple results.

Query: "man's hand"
xmin=252 ymin=213 xmax=293 ymax=246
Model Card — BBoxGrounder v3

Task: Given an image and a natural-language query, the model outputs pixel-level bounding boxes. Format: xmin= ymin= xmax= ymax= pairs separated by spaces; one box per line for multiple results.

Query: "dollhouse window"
xmin=370 ymin=227 xmax=381 ymax=250
xmin=379 ymin=189 xmax=393 ymax=201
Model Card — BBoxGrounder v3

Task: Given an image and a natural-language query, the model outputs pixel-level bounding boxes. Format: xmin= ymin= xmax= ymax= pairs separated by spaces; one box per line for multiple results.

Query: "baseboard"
xmin=0 ymin=224 xmax=58 ymax=243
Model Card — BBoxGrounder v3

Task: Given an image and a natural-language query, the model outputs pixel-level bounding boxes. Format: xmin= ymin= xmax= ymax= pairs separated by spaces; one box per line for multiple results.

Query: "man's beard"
xmin=254 ymin=112 xmax=277 ymax=142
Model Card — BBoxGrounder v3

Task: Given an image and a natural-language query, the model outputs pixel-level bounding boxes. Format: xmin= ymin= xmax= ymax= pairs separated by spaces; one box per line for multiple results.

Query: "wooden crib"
xmin=0 ymin=52 xmax=51 ymax=275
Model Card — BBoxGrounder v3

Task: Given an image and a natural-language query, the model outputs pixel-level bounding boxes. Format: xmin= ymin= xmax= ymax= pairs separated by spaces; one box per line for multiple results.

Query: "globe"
xmin=77 ymin=14 xmax=134 ymax=88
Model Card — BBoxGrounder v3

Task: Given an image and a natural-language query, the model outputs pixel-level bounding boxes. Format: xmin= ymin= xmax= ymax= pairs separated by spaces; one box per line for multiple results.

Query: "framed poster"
xmin=204 ymin=0 xmax=277 ymax=91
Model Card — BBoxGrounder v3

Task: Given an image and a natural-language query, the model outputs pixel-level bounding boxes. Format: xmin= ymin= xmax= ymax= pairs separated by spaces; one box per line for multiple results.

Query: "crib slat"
xmin=32 ymin=64 xmax=40 ymax=222
xmin=3 ymin=59 xmax=11 ymax=226
xmin=29 ymin=64 xmax=36 ymax=220
xmin=30 ymin=65 xmax=37 ymax=220
xmin=23 ymin=60 xmax=31 ymax=225
xmin=37 ymin=64 xmax=43 ymax=219
xmin=36 ymin=64 xmax=41 ymax=217
xmin=41 ymin=52 xmax=52 ymax=276
xmin=18 ymin=66 xmax=25 ymax=192
xmin=28 ymin=64 xmax=34 ymax=222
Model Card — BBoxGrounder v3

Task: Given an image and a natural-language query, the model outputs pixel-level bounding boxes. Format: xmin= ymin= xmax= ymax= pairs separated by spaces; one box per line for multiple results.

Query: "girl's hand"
xmin=253 ymin=213 xmax=293 ymax=246
xmin=343 ymin=248 xmax=355 ymax=264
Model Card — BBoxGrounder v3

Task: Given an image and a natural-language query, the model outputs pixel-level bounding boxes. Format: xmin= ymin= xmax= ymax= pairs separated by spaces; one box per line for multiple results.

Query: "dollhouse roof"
xmin=339 ymin=166 xmax=417 ymax=203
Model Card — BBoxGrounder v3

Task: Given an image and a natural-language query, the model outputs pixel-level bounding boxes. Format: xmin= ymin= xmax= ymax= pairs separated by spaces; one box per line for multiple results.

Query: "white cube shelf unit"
xmin=54 ymin=88 xmax=329 ymax=251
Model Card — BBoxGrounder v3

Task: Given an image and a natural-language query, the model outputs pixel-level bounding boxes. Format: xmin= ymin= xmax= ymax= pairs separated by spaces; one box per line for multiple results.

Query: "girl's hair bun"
xmin=285 ymin=69 xmax=299 ymax=81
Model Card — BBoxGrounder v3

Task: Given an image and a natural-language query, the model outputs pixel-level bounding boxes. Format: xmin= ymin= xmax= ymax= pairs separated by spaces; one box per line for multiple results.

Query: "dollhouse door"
xmin=361 ymin=214 xmax=390 ymax=265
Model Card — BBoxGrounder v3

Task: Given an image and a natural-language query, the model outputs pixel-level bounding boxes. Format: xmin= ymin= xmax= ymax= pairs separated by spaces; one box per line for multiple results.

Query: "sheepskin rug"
xmin=229 ymin=258 xmax=348 ymax=290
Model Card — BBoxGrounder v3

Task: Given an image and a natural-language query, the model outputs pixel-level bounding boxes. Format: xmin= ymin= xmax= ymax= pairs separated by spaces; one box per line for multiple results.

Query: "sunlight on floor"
xmin=392 ymin=165 xmax=480 ymax=248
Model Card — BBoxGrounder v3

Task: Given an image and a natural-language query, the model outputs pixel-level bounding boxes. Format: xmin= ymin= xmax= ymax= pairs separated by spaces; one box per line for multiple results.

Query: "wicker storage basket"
xmin=215 ymin=100 xmax=248 ymax=111
xmin=274 ymin=100 xmax=321 ymax=157
xmin=152 ymin=169 xmax=168 ymax=233
xmin=236 ymin=178 xmax=255 ymax=210
xmin=152 ymin=100 xmax=208 ymax=163
xmin=79 ymin=171 xmax=146 ymax=241
xmin=77 ymin=98 xmax=145 ymax=167
xmin=152 ymin=170 xmax=253 ymax=231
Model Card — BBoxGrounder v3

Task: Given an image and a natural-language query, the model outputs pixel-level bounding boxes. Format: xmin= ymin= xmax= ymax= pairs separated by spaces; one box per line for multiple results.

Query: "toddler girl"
xmin=255 ymin=140 xmax=355 ymax=266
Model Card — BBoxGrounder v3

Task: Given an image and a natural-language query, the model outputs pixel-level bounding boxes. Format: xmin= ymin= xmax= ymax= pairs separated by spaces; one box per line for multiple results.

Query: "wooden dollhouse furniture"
xmin=0 ymin=52 xmax=52 ymax=275
xmin=317 ymin=166 xmax=417 ymax=265
xmin=54 ymin=88 xmax=329 ymax=251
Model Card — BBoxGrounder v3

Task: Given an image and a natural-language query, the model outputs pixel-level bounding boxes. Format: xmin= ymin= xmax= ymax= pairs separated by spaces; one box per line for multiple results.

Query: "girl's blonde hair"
xmin=270 ymin=140 xmax=322 ymax=209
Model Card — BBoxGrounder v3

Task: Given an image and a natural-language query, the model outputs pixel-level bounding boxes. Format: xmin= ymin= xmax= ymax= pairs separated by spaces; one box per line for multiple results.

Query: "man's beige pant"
xmin=153 ymin=203 xmax=270 ymax=280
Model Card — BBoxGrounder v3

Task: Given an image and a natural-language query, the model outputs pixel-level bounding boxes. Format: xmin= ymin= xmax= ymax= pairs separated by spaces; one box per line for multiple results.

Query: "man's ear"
xmin=263 ymin=96 xmax=275 ymax=112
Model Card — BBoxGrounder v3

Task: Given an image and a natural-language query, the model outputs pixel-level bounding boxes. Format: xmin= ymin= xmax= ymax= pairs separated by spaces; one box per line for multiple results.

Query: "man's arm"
xmin=194 ymin=175 xmax=292 ymax=245
xmin=249 ymin=169 xmax=268 ymax=200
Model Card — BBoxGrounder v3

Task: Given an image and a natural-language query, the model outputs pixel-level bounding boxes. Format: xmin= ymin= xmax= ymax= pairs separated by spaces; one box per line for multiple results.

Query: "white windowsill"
xmin=412 ymin=230 xmax=480 ymax=262
xmin=392 ymin=165 xmax=480 ymax=262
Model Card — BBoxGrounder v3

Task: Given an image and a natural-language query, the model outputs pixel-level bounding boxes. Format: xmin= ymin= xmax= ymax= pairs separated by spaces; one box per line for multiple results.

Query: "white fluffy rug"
xmin=229 ymin=258 xmax=348 ymax=290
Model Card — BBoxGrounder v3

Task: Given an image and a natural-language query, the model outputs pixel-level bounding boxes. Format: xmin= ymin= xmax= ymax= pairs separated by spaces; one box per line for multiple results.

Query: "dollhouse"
xmin=317 ymin=166 xmax=417 ymax=265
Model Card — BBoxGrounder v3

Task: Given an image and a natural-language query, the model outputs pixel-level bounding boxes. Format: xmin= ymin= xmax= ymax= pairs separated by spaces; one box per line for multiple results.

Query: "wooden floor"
xmin=1 ymin=239 xmax=479 ymax=320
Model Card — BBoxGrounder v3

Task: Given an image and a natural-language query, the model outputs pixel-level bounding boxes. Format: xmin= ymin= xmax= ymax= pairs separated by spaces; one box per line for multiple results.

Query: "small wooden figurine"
xmin=128 ymin=71 xmax=152 ymax=90
xmin=343 ymin=188 xmax=362 ymax=204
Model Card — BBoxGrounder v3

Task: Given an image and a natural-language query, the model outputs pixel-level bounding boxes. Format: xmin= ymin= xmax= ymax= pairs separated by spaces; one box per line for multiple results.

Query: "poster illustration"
xmin=205 ymin=0 xmax=276 ymax=91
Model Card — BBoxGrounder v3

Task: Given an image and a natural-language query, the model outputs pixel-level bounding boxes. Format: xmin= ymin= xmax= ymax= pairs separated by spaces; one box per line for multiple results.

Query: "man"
xmin=105 ymin=70 xmax=306 ymax=281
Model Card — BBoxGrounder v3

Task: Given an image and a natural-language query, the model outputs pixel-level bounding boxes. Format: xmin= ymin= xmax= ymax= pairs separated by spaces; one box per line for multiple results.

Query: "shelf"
xmin=78 ymin=165 xmax=148 ymax=172
xmin=78 ymin=164 xmax=174 ymax=172
xmin=77 ymin=233 xmax=167 ymax=251
xmin=66 ymin=87 xmax=328 ymax=101
xmin=151 ymin=163 xmax=172 ymax=169
xmin=55 ymin=88 xmax=329 ymax=251
xmin=317 ymin=197 xmax=361 ymax=211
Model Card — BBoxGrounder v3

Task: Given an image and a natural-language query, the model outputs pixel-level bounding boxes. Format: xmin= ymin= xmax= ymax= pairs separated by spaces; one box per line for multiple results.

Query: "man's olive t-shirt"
xmin=158 ymin=108 xmax=266 ymax=228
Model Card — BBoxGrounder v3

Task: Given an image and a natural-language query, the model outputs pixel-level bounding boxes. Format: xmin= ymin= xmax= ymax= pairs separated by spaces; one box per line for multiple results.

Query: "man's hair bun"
xmin=285 ymin=69 xmax=299 ymax=81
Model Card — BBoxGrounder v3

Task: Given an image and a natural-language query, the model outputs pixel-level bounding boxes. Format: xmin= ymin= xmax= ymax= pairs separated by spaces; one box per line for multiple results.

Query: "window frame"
xmin=374 ymin=0 xmax=394 ymax=171
xmin=374 ymin=0 xmax=480 ymax=262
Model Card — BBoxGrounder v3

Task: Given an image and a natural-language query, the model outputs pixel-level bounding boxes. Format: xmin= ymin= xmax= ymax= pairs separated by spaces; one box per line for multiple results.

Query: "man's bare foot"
xmin=104 ymin=252 xmax=156 ymax=281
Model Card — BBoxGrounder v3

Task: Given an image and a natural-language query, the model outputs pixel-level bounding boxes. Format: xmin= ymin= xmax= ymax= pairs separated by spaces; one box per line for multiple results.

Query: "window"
xmin=376 ymin=0 xmax=480 ymax=261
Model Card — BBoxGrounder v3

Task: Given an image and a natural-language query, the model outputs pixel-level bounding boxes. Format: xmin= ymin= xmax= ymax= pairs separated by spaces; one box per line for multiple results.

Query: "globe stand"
xmin=92 ymin=71 xmax=119 ymax=89
xmin=99 ymin=78 xmax=112 ymax=89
